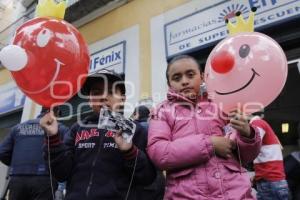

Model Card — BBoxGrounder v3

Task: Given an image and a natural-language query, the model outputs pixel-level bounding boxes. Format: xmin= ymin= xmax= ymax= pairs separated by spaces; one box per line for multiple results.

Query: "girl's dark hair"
xmin=166 ymin=55 xmax=202 ymax=86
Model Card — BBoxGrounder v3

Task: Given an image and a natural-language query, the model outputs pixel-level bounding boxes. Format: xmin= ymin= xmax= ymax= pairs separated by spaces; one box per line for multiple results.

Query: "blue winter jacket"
xmin=0 ymin=115 xmax=68 ymax=176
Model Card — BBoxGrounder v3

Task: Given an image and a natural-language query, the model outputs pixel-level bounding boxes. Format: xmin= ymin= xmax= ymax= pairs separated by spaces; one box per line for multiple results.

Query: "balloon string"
xmin=47 ymin=135 xmax=56 ymax=200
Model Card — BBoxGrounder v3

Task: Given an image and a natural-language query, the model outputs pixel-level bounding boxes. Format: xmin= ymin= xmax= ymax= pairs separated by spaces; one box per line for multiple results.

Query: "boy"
xmin=250 ymin=115 xmax=290 ymax=200
xmin=40 ymin=70 xmax=156 ymax=200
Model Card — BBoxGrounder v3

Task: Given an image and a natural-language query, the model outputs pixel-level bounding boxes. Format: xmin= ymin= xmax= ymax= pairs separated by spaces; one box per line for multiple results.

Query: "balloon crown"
xmin=35 ymin=0 xmax=67 ymax=19
xmin=225 ymin=7 xmax=257 ymax=35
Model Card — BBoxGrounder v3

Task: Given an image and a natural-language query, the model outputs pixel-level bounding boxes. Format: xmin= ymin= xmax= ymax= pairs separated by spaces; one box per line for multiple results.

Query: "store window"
xmin=264 ymin=61 xmax=300 ymax=150
xmin=0 ymin=83 xmax=26 ymax=139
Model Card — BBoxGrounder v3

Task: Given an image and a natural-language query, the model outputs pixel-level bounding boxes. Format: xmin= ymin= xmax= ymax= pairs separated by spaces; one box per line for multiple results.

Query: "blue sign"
xmin=164 ymin=0 xmax=300 ymax=57
xmin=0 ymin=83 xmax=26 ymax=115
xmin=89 ymin=41 xmax=126 ymax=74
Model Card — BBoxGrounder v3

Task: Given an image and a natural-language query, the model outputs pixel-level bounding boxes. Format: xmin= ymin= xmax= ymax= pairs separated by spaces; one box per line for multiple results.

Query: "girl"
xmin=147 ymin=55 xmax=261 ymax=200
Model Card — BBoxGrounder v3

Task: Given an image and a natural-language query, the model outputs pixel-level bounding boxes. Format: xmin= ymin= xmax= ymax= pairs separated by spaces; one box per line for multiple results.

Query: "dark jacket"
xmin=0 ymin=116 xmax=68 ymax=176
xmin=284 ymin=152 xmax=300 ymax=200
xmin=44 ymin=113 xmax=156 ymax=200
xmin=134 ymin=119 xmax=165 ymax=200
xmin=135 ymin=118 xmax=149 ymax=131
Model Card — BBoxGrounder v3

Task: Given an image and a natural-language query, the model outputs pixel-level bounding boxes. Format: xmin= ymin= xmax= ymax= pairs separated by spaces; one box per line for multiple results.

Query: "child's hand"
xmin=113 ymin=130 xmax=133 ymax=151
xmin=211 ymin=136 xmax=235 ymax=159
xmin=228 ymin=110 xmax=251 ymax=138
xmin=40 ymin=109 xmax=58 ymax=136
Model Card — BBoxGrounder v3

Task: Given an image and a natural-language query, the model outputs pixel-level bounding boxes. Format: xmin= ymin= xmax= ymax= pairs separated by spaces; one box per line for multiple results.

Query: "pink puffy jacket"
xmin=147 ymin=90 xmax=261 ymax=200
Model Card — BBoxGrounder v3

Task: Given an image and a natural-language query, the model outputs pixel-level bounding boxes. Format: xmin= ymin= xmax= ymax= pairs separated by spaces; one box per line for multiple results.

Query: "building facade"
xmin=0 ymin=0 xmax=299 ymax=173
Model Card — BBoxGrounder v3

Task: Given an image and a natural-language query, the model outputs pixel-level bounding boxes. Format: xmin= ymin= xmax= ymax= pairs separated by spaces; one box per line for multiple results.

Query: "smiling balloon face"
xmin=7 ymin=17 xmax=89 ymax=107
xmin=205 ymin=32 xmax=287 ymax=114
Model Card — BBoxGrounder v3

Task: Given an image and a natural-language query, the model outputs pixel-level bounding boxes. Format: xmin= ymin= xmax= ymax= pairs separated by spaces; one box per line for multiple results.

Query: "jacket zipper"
xmin=192 ymin=107 xmax=212 ymax=196
xmin=85 ymin=128 xmax=105 ymax=198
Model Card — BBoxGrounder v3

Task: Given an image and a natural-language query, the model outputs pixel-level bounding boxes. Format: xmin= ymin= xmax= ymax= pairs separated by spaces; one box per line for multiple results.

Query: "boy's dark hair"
xmin=82 ymin=70 xmax=126 ymax=95
xmin=166 ymin=55 xmax=202 ymax=86
xmin=133 ymin=105 xmax=150 ymax=121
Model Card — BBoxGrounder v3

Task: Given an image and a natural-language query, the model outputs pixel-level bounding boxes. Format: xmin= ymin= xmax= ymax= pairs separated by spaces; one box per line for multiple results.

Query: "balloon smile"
xmin=21 ymin=58 xmax=65 ymax=94
xmin=215 ymin=68 xmax=260 ymax=95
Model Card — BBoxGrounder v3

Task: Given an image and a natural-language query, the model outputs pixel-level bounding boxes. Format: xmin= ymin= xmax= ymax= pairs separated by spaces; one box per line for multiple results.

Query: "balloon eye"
xmin=239 ymin=44 xmax=250 ymax=58
xmin=37 ymin=29 xmax=52 ymax=47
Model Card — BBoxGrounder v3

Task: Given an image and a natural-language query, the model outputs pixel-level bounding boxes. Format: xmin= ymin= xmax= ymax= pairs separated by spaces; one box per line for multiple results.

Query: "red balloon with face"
xmin=6 ymin=17 xmax=89 ymax=107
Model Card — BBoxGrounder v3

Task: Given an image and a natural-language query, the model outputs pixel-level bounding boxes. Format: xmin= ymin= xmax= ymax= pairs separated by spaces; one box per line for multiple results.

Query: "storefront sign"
xmin=165 ymin=0 xmax=300 ymax=57
xmin=0 ymin=83 xmax=26 ymax=115
xmin=85 ymin=25 xmax=139 ymax=117
xmin=89 ymin=41 xmax=126 ymax=74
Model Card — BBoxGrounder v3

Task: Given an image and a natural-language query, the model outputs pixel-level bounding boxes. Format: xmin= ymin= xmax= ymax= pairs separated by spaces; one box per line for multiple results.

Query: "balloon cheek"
xmin=0 ymin=45 xmax=28 ymax=71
